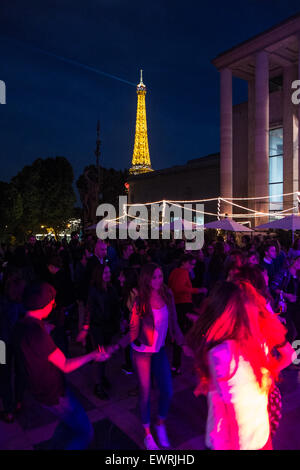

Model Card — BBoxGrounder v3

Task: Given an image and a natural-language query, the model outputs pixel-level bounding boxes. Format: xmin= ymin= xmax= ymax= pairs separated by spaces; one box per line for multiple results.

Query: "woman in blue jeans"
xmin=116 ymin=263 xmax=191 ymax=450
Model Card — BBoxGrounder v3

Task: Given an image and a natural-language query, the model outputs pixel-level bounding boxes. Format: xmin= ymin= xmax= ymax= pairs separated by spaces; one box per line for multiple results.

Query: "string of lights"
xmin=220 ymin=198 xmax=267 ymax=215
xmin=220 ymin=198 xmax=297 ymax=216
xmin=217 ymin=197 xmax=221 ymax=221
xmin=101 ymin=191 xmax=299 ymax=227
xmin=223 ymin=191 xmax=299 ymax=201
xmin=124 ymin=191 xmax=299 ymax=206
xmin=170 ymin=202 xmax=220 ymax=217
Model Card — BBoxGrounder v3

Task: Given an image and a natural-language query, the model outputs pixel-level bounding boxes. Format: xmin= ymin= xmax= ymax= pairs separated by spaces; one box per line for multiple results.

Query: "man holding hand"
xmin=14 ymin=281 xmax=110 ymax=450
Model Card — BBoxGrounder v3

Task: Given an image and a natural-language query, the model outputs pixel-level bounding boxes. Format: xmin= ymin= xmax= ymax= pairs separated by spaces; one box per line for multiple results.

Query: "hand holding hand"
xmin=198 ymin=287 xmax=207 ymax=295
xmin=94 ymin=346 xmax=111 ymax=362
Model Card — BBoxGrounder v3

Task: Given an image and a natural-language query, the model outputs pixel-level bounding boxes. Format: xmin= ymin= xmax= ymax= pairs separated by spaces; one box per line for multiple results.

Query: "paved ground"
xmin=0 ymin=341 xmax=300 ymax=450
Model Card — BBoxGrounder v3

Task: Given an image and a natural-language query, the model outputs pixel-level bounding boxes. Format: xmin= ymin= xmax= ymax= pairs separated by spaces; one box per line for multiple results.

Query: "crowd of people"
xmin=0 ymin=229 xmax=299 ymax=450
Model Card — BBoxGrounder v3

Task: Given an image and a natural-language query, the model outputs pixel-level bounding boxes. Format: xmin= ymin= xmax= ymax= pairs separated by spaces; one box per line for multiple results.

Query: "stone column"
xmin=220 ymin=68 xmax=233 ymax=217
xmin=283 ymin=65 xmax=298 ymax=213
xmin=255 ymin=51 xmax=269 ymax=224
xmin=248 ymin=80 xmax=255 ymax=216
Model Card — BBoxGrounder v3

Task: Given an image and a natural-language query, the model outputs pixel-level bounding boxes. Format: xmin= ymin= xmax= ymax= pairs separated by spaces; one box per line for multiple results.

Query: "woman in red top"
xmin=187 ymin=280 xmax=294 ymax=450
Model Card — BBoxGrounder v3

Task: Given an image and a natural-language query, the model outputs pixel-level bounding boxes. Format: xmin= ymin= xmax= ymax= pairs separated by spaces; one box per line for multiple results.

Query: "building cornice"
xmin=128 ymin=154 xmax=220 ymax=182
xmin=212 ymin=13 xmax=300 ymax=71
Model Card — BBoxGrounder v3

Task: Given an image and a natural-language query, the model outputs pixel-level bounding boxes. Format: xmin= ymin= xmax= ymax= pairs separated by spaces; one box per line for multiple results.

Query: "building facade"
xmin=128 ymin=14 xmax=300 ymax=227
xmin=128 ymin=154 xmax=220 ymax=223
xmin=213 ymin=13 xmax=300 ymax=224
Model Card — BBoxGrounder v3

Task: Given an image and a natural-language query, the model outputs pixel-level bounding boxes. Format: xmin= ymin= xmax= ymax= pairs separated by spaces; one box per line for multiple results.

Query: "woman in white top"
xmin=118 ymin=263 xmax=189 ymax=450
xmin=187 ymin=280 xmax=295 ymax=450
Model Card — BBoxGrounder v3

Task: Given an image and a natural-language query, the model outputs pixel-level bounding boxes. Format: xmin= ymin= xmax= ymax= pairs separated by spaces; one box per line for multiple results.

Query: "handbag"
xmin=267 ymin=384 xmax=282 ymax=437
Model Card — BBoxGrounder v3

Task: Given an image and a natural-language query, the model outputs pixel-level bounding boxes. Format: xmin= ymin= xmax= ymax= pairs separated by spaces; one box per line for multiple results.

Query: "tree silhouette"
xmin=11 ymin=157 xmax=76 ymax=239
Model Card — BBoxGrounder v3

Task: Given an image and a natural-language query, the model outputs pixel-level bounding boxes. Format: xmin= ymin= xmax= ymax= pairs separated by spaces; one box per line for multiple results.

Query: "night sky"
xmin=1 ymin=0 xmax=300 ymax=187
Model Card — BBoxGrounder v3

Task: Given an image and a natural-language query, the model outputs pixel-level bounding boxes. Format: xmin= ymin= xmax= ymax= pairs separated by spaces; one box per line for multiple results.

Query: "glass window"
xmin=269 ymin=75 xmax=283 ymax=93
xmin=269 ymin=183 xmax=283 ymax=212
xmin=269 ymin=128 xmax=283 ymax=156
xmin=269 ymin=156 xmax=283 ymax=184
xmin=195 ymin=215 xmax=204 ymax=226
xmin=269 ymin=128 xmax=283 ymax=215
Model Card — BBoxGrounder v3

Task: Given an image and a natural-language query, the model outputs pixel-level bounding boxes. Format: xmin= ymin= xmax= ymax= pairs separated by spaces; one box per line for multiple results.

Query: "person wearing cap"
xmin=14 ymin=281 xmax=110 ymax=450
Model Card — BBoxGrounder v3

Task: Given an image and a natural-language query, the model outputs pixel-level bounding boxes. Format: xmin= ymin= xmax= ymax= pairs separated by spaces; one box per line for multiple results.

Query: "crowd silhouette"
xmin=0 ymin=230 xmax=298 ymax=449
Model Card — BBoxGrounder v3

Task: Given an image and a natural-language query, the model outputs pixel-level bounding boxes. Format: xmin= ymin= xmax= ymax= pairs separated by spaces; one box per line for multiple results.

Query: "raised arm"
xmin=274 ymin=341 xmax=296 ymax=374
xmin=48 ymin=347 xmax=109 ymax=374
xmin=207 ymin=342 xmax=240 ymax=450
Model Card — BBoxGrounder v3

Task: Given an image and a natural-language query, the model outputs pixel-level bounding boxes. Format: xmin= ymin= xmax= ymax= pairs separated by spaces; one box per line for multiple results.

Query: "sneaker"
xmin=144 ymin=433 xmax=159 ymax=450
xmin=155 ymin=423 xmax=171 ymax=448
xmin=122 ymin=364 xmax=134 ymax=375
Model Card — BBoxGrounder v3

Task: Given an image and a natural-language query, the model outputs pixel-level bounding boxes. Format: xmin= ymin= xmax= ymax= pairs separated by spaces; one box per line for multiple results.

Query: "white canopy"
xmin=255 ymin=214 xmax=300 ymax=242
xmin=255 ymin=214 xmax=300 ymax=231
xmin=204 ymin=218 xmax=253 ymax=232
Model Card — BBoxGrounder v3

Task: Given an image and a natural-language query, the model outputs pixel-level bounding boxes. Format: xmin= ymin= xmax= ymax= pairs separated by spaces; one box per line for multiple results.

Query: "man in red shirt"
xmin=168 ymin=254 xmax=207 ymax=375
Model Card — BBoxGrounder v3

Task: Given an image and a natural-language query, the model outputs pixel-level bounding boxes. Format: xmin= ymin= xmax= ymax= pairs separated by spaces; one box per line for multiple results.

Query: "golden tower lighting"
xmin=129 ymin=70 xmax=153 ymax=175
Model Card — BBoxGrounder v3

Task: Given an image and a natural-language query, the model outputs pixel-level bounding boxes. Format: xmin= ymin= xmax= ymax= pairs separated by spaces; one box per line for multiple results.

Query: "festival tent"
xmin=254 ymin=214 xmax=300 ymax=242
xmin=204 ymin=218 xmax=253 ymax=232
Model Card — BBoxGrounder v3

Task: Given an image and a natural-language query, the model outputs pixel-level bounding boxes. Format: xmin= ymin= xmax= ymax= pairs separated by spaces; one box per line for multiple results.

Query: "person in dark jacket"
xmin=85 ymin=240 xmax=109 ymax=288
xmin=85 ymin=264 xmax=120 ymax=400
xmin=117 ymin=267 xmax=138 ymax=374
xmin=168 ymin=254 xmax=206 ymax=375
xmin=271 ymin=256 xmax=300 ymax=342
xmin=43 ymin=255 xmax=76 ymax=356
xmin=261 ymin=243 xmax=278 ymax=286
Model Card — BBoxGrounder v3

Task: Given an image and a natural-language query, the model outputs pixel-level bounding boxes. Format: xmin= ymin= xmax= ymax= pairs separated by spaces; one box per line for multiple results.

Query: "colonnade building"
xmin=214 ymin=12 xmax=300 ymax=224
xmin=128 ymin=14 xmax=300 ymax=226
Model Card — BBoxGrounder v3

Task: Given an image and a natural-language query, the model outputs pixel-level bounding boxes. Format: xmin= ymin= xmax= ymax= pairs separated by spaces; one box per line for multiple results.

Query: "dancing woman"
xmin=187 ymin=280 xmax=295 ymax=450
xmin=116 ymin=263 xmax=190 ymax=450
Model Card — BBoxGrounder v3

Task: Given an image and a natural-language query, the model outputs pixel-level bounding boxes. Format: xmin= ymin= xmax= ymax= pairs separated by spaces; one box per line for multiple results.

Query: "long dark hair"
xmin=231 ymin=265 xmax=272 ymax=304
xmin=90 ymin=264 xmax=111 ymax=292
xmin=136 ymin=263 xmax=172 ymax=318
xmin=292 ymin=238 xmax=300 ymax=251
xmin=121 ymin=267 xmax=138 ymax=305
xmin=187 ymin=280 xmax=286 ymax=389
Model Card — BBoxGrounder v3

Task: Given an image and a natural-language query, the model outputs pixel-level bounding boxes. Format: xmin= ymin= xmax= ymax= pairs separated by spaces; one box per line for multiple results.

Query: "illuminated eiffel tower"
xmin=129 ymin=70 xmax=153 ymax=175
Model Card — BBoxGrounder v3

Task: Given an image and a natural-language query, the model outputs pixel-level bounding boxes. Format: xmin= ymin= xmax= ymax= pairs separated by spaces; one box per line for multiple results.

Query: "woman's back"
xmin=206 ymin=340 xmax=270 ymax=450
